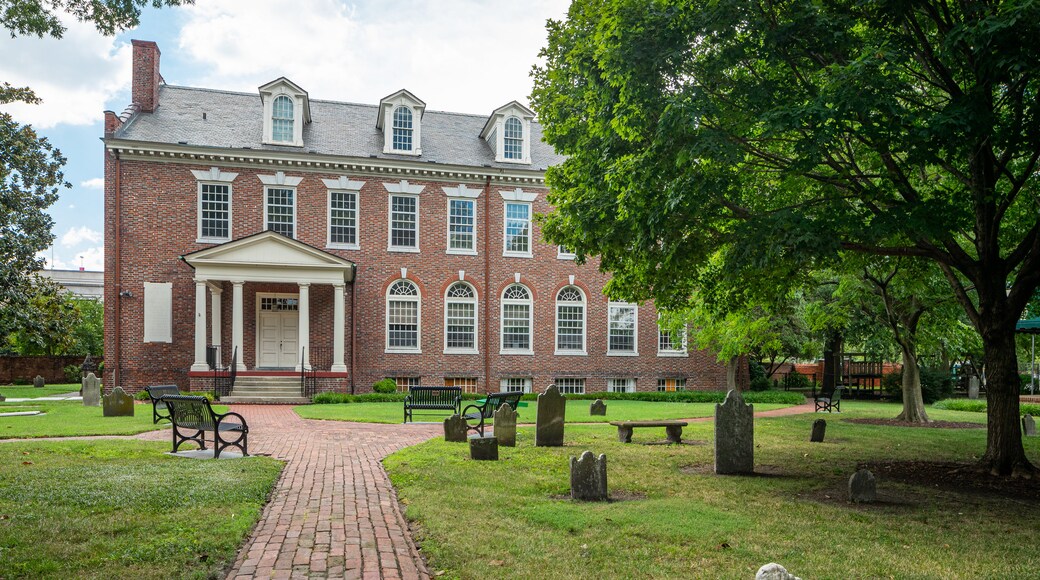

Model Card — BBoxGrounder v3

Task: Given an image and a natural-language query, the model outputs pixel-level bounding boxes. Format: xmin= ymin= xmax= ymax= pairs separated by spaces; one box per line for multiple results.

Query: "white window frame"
xmin=446 ymin=197 xmax=477 ymax=255
xmin=191 ymin=168 xmax=238 ymax=244
xmin=608 ymin=378 xmax=636 ymax=393
xmin=555 ymin=377 xmax=586 ymax=395
xmin=657 ymin=378 xmax=687 ymax=392
xmin=264 ymin=186 xmax=297 ymax=239
xmin=500 ymin=377 xmax=532 ymax=393
xmin=500 ymin=283 xmax=533 ymax=355
xmin=503 ymin=116 xmax=524 ymax=160
xmin=607 ymin=302 xmax=638 ymax=356
xmin=444 ymin=282 xmax=478 ymax=354
xmin=260 ymin=81 xmax=308 ymax=147
xmin=323 ymin=177 xmax=365 ymax=250
xmin=555 ymin=285 xmax=587 ymax=356
xmin=392 ymin=376 xmax=421 ymax=393
xmin=388 ymin=194 xmax=419 ymax=252
xmin=503 ymin=201 xmax=533 ymax=258
xmin=557 ymin=245 xmax=576 ymax=260
xmin=271 ymin=95 xmax=294 ymax=144
xmin=378 ymin=91 xmax=424 ymax=156
xmin=391 ymin=105 xmax=414 ymax=153
xmin=386 ymin=279 xmax=421 ymax=354
xmin=657 ymin=319 xmax=689 ymax=357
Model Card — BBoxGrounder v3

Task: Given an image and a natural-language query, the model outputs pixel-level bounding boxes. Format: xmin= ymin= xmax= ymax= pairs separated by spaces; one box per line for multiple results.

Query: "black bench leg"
xmin=172 ymin=424 xmax=205 ymax=453
xmin=617 ymin=426 xmax=633 ymax=443
xmin=665 ymin=425 xmax=683 ymax=444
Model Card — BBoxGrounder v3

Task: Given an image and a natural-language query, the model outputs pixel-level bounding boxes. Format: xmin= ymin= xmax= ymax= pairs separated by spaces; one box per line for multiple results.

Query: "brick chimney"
xmin=103 ymin=110 xmax=122 ymax=137
xmin=131 ymin=39 xmax=161 ymax=113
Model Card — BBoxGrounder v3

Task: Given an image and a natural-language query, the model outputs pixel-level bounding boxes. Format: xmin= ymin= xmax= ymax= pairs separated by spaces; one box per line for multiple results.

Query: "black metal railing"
xmin=301 ymin=346 xmax=333 ymax=398
xmin=212 ymin=346 xmax=237 ymax=401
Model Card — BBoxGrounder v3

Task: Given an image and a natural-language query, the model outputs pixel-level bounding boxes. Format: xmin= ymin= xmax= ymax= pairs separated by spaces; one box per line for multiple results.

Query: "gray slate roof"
xmin=115 ymin=85 xmax=565 ymax=172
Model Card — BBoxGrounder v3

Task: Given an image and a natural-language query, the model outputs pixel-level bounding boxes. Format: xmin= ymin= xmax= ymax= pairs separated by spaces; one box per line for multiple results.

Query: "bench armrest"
xmin=213 ymin=410 xmax=249 ymax=432
xmin=404 ymin=394 xmax=413 ymax=404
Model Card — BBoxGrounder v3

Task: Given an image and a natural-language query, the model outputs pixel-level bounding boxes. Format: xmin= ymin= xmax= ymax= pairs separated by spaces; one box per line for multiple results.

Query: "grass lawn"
xmin=0 ymin=401 xmax=226 ymax=439
xmin=0 ymin=439 xmax=282 ymax=579
xmin=385 ymin=400 xmax=1040 ymax=579
xmin=0 ymin=383 xmax=83 ymax=399
xmin=295 ymin=400 xmax=794 ymax=425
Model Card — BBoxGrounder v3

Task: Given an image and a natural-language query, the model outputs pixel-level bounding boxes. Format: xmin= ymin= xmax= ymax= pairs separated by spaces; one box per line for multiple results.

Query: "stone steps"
xmin=222 ymin=376 xmax=310 ymax=405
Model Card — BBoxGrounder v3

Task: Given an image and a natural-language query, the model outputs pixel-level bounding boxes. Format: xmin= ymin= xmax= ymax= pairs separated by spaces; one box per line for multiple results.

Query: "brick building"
xmin=103 ymin=39 xmax=729 ymax=398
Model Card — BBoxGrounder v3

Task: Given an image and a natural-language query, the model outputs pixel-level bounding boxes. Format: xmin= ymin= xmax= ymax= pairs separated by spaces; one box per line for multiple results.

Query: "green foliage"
xmin=312 ymin=391 xmax=487 ymax=404
xmin=69 ymin=298 xmax=103 ymax=355
xmin=780 ymin=372 xmax=813 ymax=392
xmin=934 ymin=399 xmax=1040 ymax=416
xmin=310 ymin=390 xmax=805 ymax=406
xmin=0 ymin=0 xmax=191 ymax=38
xmin=372 ymin=378 xmax=398 ymax=394
xmin=748 ymin=360 xmax=766 ymax=382
xmin=882 ymin=368 xmax=955 ymax=405
xmin=749 ymin=376 xmax=773 ymax=392
xmin=63 ymin=364 xmax=80 ymax=384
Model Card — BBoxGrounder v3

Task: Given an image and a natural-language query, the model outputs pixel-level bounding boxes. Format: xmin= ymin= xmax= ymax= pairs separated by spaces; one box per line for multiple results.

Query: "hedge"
xmin=312 ymin=390 xmax=805 ymax=405
xmin=933 ymin=398 xmax=1040 ymax=416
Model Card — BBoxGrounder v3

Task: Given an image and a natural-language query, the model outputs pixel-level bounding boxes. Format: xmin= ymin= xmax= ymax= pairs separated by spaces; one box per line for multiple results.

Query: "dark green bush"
xmin=64 ymin=364 xmax=82 ymax=384
xmin=311 ymin=389 xmax=805 ymax=405
xmin=778 ymin=372 xmax=812 ymax=391
xmin=934 ymin=398 xmax=1040 ymax=416
xmin=749 ymin=376 xmax=773 ymax=392
xmin=881 ymin=367 xmax=954 ymax=404
xmin=12 ymin=377 xmax=29 ymax=385
xmin=372 ymin=378 xmax=398 ymax=394
xmin=749 ymin=360 xmax=767 ymax=382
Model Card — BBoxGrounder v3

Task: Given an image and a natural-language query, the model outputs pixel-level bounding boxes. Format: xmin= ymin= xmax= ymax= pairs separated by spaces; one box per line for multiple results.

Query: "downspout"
xmin=351 ymin=263 xmax=357 ymax=394
xmin=112 ymin=150 xmax=122 ymax=389
xmin=483 ymin=175 xmax=492 ymax=394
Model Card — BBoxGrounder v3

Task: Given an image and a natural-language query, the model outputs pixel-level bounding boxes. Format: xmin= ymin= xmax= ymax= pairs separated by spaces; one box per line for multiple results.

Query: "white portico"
xmin=182 ymin=231 xmax=355 ymax=373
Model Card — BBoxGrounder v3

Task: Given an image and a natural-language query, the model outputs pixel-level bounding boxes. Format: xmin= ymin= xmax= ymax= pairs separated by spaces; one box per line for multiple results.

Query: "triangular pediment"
xmin=183 ymin=231 xmax=355 ymax=283
xmin=481 ymin=101 xmax=535 ymax=137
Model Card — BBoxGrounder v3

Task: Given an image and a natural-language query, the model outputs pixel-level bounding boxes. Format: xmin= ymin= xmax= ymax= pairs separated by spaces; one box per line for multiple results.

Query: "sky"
xmin=0 ymin=0 xmax=570 ymax=272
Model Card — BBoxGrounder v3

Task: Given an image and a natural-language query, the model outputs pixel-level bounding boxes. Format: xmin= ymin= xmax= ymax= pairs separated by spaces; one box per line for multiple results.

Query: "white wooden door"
xmin=258 ymin=308 xmax=299 ymax=368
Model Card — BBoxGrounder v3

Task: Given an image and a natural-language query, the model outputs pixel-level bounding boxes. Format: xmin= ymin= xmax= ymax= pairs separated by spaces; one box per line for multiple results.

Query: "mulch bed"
xmin=844 ymin=418 xmax=983 ymax=429
xmin=860 ymin=460 xmax=1040 ymax=502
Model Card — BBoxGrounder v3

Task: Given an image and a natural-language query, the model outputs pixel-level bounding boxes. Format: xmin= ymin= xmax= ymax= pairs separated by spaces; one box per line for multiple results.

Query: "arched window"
xmin=387 ymin=280 xmax=420 ymax=351
xmin=501 ymin=283 xmax=532 ymax=353
xmin=555 ymin=286 xmax=585 ymax=354
xmin=445 ymin=282 xmax=477 ymax=352
xmin=504 ymin=116 xmax=523 ymax=159
xmin=272 ymin=95 xmax=294 ymax=143
xmin=392 ymin=106 xmax=413 ymax=151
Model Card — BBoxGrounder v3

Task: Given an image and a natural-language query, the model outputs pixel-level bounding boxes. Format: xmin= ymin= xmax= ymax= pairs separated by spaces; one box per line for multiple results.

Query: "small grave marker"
xmin=443 ymin=414 xmax=467 ymax=442
xmin=82 ymin=373 xmax=101 ymax=407
xmin=1023 ymin=414 xmax=1037 ymax=437
xmin=493 ymin=403 xmax=518 ymax=447
xmin=590 ymin=399 xmax=606 ymax=416
xmin=968 ymin=376 xmax=980 ymax=400
xmin=849 ymin=468 xmax=877 ymax=503
xmin=810 ymin=419 xmax=826 ymax=443
xmin=714 ymin=389 xmax=754 ymax=474
xmin=469 ymin=435 xmax=498 ymax=460
xmin=33 ymin=375 xmax=45 ymax=389
xmin=756 ymin=563 xmax=802 ymax=580
xmin=570 ymin=451 xmax=608 ymax=501
xmin=536 ymin=384 xmax=566 ymax=447
xmin=103 ymin=386 xmax=134 ymax=417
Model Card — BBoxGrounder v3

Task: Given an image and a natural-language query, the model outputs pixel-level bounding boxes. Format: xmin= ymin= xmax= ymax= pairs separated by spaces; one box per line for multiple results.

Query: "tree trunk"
xmin=822 ymin=332 xmax=843 ymax=392
xmin=894 ymin=345 xmax=929 ymax=423
xmin=978 ymin=327 xmax=1034 ymax=477
xmin=726 ymin=356 xmax=740 ymax=392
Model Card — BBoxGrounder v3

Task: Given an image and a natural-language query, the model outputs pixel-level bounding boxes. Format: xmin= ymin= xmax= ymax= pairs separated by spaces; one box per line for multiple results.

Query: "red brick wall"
xmin=0 ymin=356 xmax=101 ymax=384
xmin=104 ymin=156 xmax=729 ymax=394
xmin=131 ymin=40 xmax=160 ymax=112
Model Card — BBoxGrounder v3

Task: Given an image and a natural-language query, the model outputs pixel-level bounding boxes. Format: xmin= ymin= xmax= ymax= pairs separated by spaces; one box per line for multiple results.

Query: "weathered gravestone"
xmin=443 ymin=414 xmax=467 ymax=442
xmin=33 ymin=375 xmax=45 ymax=388
xmin=590 ymin=399 xmax=607 ymax=416
xmin=570 ymin=451 xmax=608 ymax=501
xmin=103 ymin=386 xmax=135 ymax=417
xmin=0 ymin=393 xmax=5 ymax=402
xmin=1023 ymin=414 xmax=1037 ymax=437
xmin=849 ymin=469 xmax=877 ymax=503
xmin=536 ymin=384 xmax=566 ymax=447
xmin=82 ymin=373 xmax=101 ymax=407
xmin=756 ymin=563 xmax=802 ymax=580
xmin=714 ymin=389 xmax=754 ymax=474
xmin=968 ymin=376 xmax=980 ymax=400
xmin=469 ymin=435 xmax=499 ymax=460
xmin=810 ymin=419 xmax=826 ymax=443
xmin=493 ymin=403 xmax=518 ymax=447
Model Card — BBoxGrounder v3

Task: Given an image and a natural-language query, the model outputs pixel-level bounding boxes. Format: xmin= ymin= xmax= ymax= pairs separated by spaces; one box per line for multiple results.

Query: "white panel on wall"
xmin=143 ymin=282 xmax=173 ymax=343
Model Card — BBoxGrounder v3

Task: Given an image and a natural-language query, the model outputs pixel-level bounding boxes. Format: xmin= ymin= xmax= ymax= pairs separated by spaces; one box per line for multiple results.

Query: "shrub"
xmin=311 ymin=389 xmax=805 ymax=405
xmin=749 ymin=360 xmax=767 ymax=382
xmin=779 ymin=372 xmax=812 ymax=391
xmin=372 ymin=378 xmax=398 ymax=394
xmin=749 ymin=376 xmax=773 ymax=392
xmin=133 ymin=389 xmax=213 ymax=401
xmin=12 ymin=377 xmax=29 ymax=385
xmin=881 ymin=366 xmax=954 ymax=404
xmin=933 ymin=398 xmax=1040 ymax=416
xmin=64 ymin=364 xmax=82 ymax=384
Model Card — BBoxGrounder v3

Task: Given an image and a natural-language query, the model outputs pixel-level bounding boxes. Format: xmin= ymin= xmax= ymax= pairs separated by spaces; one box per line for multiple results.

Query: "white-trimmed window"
xmin=658 ymin=324 xmax=688 ymax=356
xmin=557 ymin=245 xmax=575 ymax=260
xmin=448 ymin=198 xmax=476 ymax=253
xmin=503 ymin=202 xmax=532 ymax=257
xmin=392 ymin=106 xmax=413 ymax=152
xmin=501 ymin=283 xmax=532 ymax=353
xmin=329 ymin=190 xmax=358 ymax=248
xmin=392 ymin=376 xmax=420 ymax=393
xmin=272 ymin=95 xmax=294 ymax=143
xmin=386 ymin=280 xmax=420 ymax=352
xmin=555 ymin=378 xmax=585 ymax=395
xmin=555 ymin=286 xmax=586 ymax=354
xmin=265 ymin=187 xmax=295 ymax=238
xmin=445 ymin=377 xmax=478 ymax=394
xmin=657 ymin=378 xmax=687 ymax=392
xmin=608 ymin=303 xmax=638 ymax=355
xmin=500 ymin=377 xmax=532 ymax=393
xmin=504 ymin=117 xmax=523 ymax=160
xmin=608 ymin=378 xmax=635 ymax=393
xmin=445 ymin=282 xmax=477 ymax=353
xmin=199 ymin=183 xmax=230 ymax=242
xmin=389 ymin=194 xmax=418 ymax=251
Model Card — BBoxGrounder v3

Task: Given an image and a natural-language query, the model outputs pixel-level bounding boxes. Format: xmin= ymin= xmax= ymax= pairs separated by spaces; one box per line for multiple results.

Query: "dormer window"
xmin=259 ymin=77 xmax=310 ymax=147
xmin=377 ymin=89 xmax=425 ymax=156
xmin=392 ymin=106 xmax=414 ymax=152
xmin=481 ymin=101 xmax=535 ymax=165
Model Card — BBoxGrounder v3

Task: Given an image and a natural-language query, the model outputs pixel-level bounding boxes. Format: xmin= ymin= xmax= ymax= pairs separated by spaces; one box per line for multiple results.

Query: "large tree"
xmin=533 ymin=0 xmax=1040 ymax=475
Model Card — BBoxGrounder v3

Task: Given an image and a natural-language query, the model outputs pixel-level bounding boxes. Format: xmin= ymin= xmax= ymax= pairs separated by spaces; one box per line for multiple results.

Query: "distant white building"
xmin=39 ymin=269 xmax=104 ymax=300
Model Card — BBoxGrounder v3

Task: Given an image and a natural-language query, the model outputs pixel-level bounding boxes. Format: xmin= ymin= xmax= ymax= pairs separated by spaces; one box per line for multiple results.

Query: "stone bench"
xmin=610 ymin=420 xmax=688 ymax=443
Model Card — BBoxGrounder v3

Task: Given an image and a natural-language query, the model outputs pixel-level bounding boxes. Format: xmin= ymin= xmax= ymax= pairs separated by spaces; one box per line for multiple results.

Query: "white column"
xmin=232 ymin=281 xmax=246 ymax=371
xmin=210 ymin=286 xmax=222 ymax=355
xmin=331 ymin=283 xmax=347 ymax=372
xmin=297 ymin=282 xmax=310 ymax=371
xmin=191 ymin=279 xmax=209 ymax=371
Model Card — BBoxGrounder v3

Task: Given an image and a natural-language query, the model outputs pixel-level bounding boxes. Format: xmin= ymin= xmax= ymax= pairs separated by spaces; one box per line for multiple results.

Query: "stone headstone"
xmin=756 ymin=563 xmax=802 ymax=580
xmin=590 ymin=399 xmax=606 ymax=416
xmin=849 ymin=469 xmax=877 ymax=503
xmin=968 ymin=376 xmax=980 ymax=399
xmin=810 ymin=419 xmax=826 ymax=443
xmin=33 ymin=375 xmax=45 ymax=388
xmin=536 ymin=384 xmax=566 ymax=447
xmin=0 ymin=393 xmax=5 ymax=402
xmin=103 ymin=386 xmax=135 ymax=417
xmin=469 ymin=435 xmax=498 ymax=460
xmin=82 ymin=373 xmax=101 ymax=407
xmin=493 ymin=403 xmax=518 ymax=447
xmin=1023 ymin=414 xmax=1037 ymax=437
xmin=570 ymin=451 xmax=608 ymax=501
xmin=443 ymin=414 xmax=468 ymax=442
xmin=714 ymin=389 xmax=754 ymax=474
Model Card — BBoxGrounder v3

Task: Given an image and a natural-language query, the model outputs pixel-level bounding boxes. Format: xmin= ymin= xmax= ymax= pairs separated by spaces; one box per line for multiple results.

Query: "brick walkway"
xmin=140 ymin=406 xmax=440 ymax=579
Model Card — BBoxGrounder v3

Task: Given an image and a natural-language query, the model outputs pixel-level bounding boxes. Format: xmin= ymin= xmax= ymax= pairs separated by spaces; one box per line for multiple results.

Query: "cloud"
xmin=0 ymin=15 xmax=131 ymax=128
xmin=61 ymin=226 xmax=103 ymax=247
xmin=175 ymin=0 xmax=569 ymax=114
xmin=79 ymin=177 xmax=104 ymax=189
xmin=37 ymin=246 xmax=103 ymax=271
